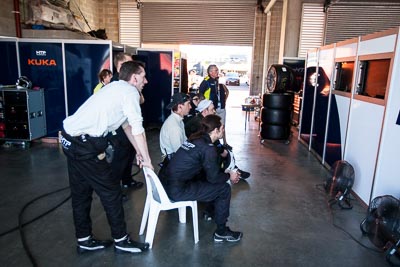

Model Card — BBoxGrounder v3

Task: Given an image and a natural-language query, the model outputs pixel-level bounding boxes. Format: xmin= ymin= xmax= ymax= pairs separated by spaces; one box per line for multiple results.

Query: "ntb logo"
xmin=35 ymin=50 xmax=46 ymax=56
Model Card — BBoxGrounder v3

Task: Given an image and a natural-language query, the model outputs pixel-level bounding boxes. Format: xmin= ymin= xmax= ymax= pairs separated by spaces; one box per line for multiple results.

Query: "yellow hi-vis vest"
xmin=203 ymin=76 xmax=211 ymax=99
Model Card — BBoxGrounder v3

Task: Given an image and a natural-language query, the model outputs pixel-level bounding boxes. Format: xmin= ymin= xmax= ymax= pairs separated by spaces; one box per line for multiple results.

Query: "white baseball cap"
xmin=196 ymin=100 xmax=213 ymax=112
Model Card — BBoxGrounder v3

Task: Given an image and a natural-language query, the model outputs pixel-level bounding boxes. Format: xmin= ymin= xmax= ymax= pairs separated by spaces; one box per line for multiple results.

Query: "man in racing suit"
xmin=184 ymin=99 xmax=251 ymax=180
xmin=160 ymin=114 xmax=243 ymax=243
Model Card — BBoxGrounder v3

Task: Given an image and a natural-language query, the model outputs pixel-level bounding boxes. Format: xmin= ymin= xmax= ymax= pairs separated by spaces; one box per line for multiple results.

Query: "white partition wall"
xmin=300 ymin=27 xmax=400 ymax=205
xmin=344 ymin=29 xmax=397 ymax=203
xmin=345 ymin=100 xmax=385 ymax=202
xmin=371 ymin=28 xmax=400 ymax=200
xmin=324 ymin=39 xmax=358 ymax=166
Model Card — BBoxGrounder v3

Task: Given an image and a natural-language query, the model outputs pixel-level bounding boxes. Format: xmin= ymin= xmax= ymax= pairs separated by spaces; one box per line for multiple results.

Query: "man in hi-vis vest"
xmin=199 ymin=64 xmax=230 ymax=149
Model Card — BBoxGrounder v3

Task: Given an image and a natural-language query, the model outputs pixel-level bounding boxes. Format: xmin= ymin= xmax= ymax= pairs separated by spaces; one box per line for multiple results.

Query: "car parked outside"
xmin=225 ymin=72 xmax=240 ymax=86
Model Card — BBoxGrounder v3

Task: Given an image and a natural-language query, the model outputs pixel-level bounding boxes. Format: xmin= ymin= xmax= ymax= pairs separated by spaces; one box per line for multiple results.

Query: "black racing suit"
xmin=161 ymin=134 xmax=231 ymax=225
xmin=184 ymin=113 xmax=225 ymax=156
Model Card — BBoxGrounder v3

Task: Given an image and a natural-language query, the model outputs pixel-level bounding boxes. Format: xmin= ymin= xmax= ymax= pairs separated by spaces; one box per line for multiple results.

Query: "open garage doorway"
xmin=179 ymin=45 xmax=253 ymax=124
xmin=179 ymin=44 xmax=253 ymax=108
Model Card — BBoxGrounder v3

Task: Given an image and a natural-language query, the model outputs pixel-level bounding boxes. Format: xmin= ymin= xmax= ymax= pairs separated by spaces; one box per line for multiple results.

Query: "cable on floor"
xmin=0 ymin=186 xmax=71 ymax=267
xmin=0 ymin=186 xmax=71 ymax=238
xmin=315 ymin=182 xmax=382 ymax=253
xmin=3 ymin=164 xmax=142 ymax=266
xmin=19 ymin=186 xmax=71 ymax=267
xmin=329 ymin=206 xmax=382 ymax=253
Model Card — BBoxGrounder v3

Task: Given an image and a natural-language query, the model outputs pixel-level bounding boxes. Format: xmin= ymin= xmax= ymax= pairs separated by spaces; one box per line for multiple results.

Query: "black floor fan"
xmin=360 ymin=195 xmax=400 ymax=265
xmin=324 ymin=160 xmax=355 ymax=209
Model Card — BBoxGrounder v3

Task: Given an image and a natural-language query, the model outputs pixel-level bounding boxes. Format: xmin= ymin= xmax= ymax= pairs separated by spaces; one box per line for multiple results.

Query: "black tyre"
xmin=263 ymin=93 xmax=293 ymax=109
xmin=260 ymin=123 xmax=291 ymax=140
xmin=261 ymin=107 xmax=291 ymax=125
xmin=266 ymin=64 xmax=295 ymax=93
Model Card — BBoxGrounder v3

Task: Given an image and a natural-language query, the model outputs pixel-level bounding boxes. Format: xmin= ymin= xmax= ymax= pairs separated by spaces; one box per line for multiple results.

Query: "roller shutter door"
xmin=298 ymin=3 xmax=325 ymax=58
xmin=325 ymin=2 xmax=400 ymax=44
xmin=141 ymin=2 xmax=256 ymax=46
xmin=119 ymin=0 xmax=141 ymax=47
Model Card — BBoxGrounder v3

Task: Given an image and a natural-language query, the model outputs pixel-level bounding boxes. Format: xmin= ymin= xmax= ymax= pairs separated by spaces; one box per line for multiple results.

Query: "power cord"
xmin=0 ymin=186 xmax=71 ymax=238
xmin=2 ymin=164 xmax=142 ymax=266
xmin=328 ymin=206 xmax=382 ymax=253
xmin=0 ymin=186 xmax=71 ymax=267
xmin=0 ymin=164 xmax=142 ymax=239
xmin=315 ymin=183 xmax=382 ymax=253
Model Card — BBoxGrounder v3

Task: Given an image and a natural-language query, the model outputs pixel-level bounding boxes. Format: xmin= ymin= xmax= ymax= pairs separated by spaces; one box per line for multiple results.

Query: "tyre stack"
xmin=260 ymin=93 xmax=293 ymax=140
xmin=260 ymin=64 xmax=295 ymax=140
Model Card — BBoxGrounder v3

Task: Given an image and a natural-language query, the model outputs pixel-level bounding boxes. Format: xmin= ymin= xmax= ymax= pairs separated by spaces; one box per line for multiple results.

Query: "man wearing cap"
xmin=184 ymin=99 xmax=214 ymax=138
xmin=159 ymin=93 xmax=192 ymax=158
xmin=185 ymin=99 xmax=251 ymax=180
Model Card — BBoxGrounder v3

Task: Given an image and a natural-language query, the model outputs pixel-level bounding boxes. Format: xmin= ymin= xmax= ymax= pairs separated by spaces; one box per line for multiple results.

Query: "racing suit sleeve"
xmin=201 ymin=144 xmax=229 ymax=184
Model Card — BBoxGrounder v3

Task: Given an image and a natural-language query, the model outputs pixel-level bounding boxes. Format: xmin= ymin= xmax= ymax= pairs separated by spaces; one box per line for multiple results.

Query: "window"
xmin=333 ymin=61 xmax=354 ymax=92
xmin=356 ymin=59 xmax=390 ymax=99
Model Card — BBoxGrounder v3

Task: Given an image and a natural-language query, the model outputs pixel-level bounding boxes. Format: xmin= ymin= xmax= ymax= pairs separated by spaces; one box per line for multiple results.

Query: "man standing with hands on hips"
xmin=60 ymin=61 xmax=152 ymax=254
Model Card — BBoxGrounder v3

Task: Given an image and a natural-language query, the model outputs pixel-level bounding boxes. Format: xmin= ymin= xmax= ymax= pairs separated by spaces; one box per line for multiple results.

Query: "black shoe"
xmin=122 ymin=179 xmax=144 ymax=190
xmin=114 ymin=235 xmax=149 ymax=254
xmin=237 ymin=168 xmax=250 ymax=179
xmin=214 ymin=227 xmax=243 ymax=243
xmin=77 ymin=236 xmax=113 ymax=254
xmin=202 ymin=211 xmax=213 ymax=222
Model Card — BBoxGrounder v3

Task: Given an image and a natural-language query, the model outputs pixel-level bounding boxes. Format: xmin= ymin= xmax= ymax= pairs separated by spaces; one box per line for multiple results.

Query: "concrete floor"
xmin=0 ymin=89 xmax=389 ymax=267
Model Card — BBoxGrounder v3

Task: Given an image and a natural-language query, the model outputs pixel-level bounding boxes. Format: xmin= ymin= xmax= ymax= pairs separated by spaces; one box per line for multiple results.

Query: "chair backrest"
xmin=143 ymin=167 xmax=172 ymax=204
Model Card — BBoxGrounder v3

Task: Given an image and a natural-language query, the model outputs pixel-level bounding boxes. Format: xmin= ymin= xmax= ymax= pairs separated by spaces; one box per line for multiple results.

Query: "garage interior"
xmin=1 ymin=0 xmax=400 ymax=266
xmin=0 ymin=107 xmax=388 ymax=266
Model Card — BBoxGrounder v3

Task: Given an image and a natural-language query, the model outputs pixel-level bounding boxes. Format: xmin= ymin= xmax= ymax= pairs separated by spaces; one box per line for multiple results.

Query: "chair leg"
xmin=145 ymin=203 xmax=161 ymax=249
xmin=178 ymin=207 xmax=187 ymax=223
xmin=191 ymin=202 xmax=199 ymax=243
xmin=139 ymin=196 xmax=150 ymax=235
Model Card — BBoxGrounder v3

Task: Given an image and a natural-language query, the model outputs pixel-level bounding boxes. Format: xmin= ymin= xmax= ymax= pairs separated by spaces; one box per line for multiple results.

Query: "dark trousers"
xmin=110 ymin=127 xmax=136 ymax=184
xmin=61 ymin=132 xmax=127 ymax=239
xmin=166 ymin=181 xmax=231 ymax=225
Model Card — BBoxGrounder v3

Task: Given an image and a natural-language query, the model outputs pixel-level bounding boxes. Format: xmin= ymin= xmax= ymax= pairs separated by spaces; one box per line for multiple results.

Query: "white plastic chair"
xmin=139 ymin=167 xmax=199 ymax=249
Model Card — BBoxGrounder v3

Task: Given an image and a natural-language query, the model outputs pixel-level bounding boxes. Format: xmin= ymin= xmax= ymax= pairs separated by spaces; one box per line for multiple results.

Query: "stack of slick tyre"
xmin=260 ymin=93 xmax=293 ymax=140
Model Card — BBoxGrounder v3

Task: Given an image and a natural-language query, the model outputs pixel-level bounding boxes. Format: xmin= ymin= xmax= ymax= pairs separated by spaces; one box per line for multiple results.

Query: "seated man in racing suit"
xmin=160 ymin=114 xmax=243 ymax=243
xmin=185 ymin=99 xmax=251 ymax=180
